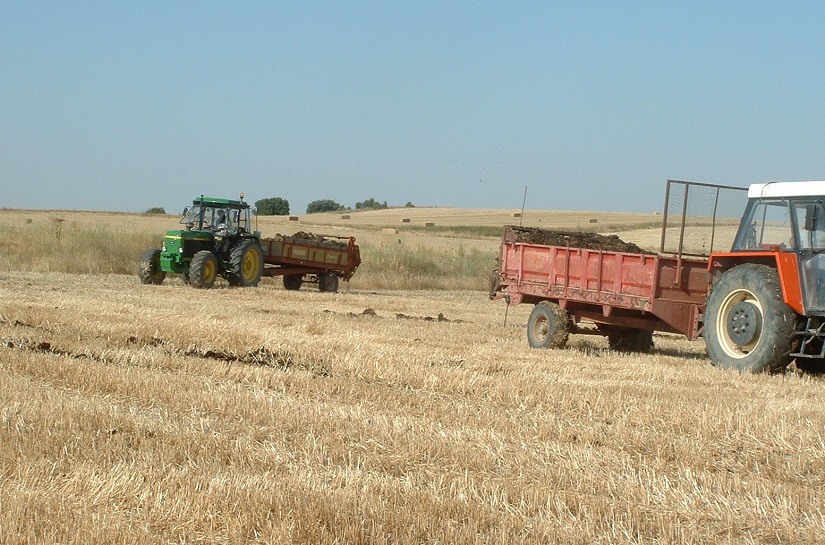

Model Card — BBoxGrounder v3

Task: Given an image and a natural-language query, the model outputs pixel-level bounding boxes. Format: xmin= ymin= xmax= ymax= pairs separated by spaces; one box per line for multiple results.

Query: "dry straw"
xmin=0 ymin=271 xmax=824 ymax=544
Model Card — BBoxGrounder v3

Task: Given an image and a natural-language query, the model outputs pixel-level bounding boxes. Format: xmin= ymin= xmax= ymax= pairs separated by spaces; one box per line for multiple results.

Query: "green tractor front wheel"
xmin=139 ymin=249 xmax=166 ymax=285
xmin=190 ymin=251 xmax=218 ymax=289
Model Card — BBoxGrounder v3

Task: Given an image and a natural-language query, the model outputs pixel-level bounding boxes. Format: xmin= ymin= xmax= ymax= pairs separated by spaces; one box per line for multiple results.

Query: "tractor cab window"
xmin=201 ymin=208 xmax=230 ymax=233
xmin=733 ymin=199 xmax=793 ymax=251
xmin=215 ymin=208 xmax=239 ymax=236
xmin=793 ymin=201 xmax=825 ymax=252
xmin=226 ymin=209 xmax=241 ymax=234
xmin=181 ymin=204 xmax=203 ymax=230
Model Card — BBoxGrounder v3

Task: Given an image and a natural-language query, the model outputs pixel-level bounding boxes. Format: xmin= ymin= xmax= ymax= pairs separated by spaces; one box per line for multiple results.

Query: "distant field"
xmin=0 ymin=205 xmax=669 ymax=253
xmin=0 ymin=207 xmax=673 ymax=290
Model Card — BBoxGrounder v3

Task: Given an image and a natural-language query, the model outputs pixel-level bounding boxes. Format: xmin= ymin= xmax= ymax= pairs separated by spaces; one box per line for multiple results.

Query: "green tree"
xmin=144 ymin=207 xmax=166 ymax=214
xmin=355 ymin=198 xmax=388 ymax=210
xmin=306 ymin=199 xmax=345 ymax=214
xmin=255 ymin=197 xmax=290 ymax=215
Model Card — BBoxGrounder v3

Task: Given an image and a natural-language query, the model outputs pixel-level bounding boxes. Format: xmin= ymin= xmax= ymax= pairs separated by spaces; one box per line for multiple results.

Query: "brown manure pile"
xmin=511 ymin=226 xmax=653 ymax=254
xmin=274 ymin=231 xmax=348 ymax=248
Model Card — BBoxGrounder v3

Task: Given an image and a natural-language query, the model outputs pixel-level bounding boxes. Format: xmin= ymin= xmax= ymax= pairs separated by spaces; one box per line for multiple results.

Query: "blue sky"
xmin=2 ymin=2 xmax=824 ymax=214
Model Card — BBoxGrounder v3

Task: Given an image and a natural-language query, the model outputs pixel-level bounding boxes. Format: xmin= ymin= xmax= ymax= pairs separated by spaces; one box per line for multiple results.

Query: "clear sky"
xmin=2 ymin=2 xmax=824 ymax=215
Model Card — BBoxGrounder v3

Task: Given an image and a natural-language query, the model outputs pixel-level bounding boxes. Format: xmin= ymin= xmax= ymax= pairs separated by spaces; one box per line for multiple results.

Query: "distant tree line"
xmin=252 ymin=196 xmax=415 ymax=215
xmin=255 ymin=197 xmax=290 ymax=215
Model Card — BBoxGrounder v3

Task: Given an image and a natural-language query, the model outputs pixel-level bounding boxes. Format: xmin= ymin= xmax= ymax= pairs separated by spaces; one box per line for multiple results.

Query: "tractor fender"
xmin=708 ymin=251 xmax=804 ymax=315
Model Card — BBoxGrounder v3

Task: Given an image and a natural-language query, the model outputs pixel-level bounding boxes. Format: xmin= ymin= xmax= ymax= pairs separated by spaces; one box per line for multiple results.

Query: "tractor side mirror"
xmin=805 ymin=204 xmax=818 ymax=231
xmin=182 ymin=207 xmax=189 ymax=217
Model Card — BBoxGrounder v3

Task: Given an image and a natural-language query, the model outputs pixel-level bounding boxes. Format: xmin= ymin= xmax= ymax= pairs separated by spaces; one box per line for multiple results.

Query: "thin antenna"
xmin=501 ymin=187 xmax=528 ymax=327
xmin=503 ymin=186 xmax=528 ymax=325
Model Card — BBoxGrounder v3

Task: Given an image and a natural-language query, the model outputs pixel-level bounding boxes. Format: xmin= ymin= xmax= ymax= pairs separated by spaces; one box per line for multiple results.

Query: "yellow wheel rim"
xmin=242 ymin=249 xmax=260 ymax=282
xmin=203 ymin=260 xmax=216 ymax=283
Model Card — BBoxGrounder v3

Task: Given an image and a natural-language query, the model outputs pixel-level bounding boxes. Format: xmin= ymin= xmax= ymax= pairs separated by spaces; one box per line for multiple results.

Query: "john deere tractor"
xmin=139 ymin=194 xmax=264 ymax=289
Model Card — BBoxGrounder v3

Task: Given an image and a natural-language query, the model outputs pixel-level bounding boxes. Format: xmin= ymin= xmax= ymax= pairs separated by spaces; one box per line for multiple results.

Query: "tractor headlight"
xmin=179 ymin=248 xmax=184 ymax=253
xmin=161 ymin=246 xmax=167 ymax=252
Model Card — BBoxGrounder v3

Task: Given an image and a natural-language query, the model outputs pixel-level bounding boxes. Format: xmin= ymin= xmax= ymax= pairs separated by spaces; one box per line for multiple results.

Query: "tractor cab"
xmin=704 ymin=181 xmax=825 ymax=371
xmin=729 ymin=182 xmax=825 ymax=313
xmin=182 ymin=197 xmax=253 ymax=238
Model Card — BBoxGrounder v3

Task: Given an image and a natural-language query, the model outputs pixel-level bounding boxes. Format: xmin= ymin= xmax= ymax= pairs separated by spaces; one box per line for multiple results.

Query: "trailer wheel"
xmin=190 ymin=251 xmax=218 ymax=289
xmin=527 ymin=301 xmax=571 ymax=349
xmin=228 ymin=239 xmax=263 ymax=287
xmin=283 ymin=274 xmax=303 ymax=291
xmin=607 ymin=328 xmax=654 ymax=353
xmin=318 ymin=272 xmax=339 ymax=293
xmin=139 ymin=249 xmax=166 ymax=285
xmin=705 ymin=264 xmax=797 ymax=373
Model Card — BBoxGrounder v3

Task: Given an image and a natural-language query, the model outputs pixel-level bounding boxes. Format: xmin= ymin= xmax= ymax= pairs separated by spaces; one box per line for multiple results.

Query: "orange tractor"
xmin=490 ymin=179 xmax=825 ymax=373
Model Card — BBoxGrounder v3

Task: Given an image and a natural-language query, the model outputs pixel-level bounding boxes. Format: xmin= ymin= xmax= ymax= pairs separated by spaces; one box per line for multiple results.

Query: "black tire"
xmin=607 ymin=328 xmax=654 ymax=353
xmin=228 ymin=239 xmax=263 ymax=287
xmin=139 ymin=249 xmax=166 ymax=285
xmin=527 ymin=301 xmax=572 ymax=349
xmin=283 ymin=274 xmax=303 ymax=291
xmin=189 ymin=251 xmax=218 ymax=289
xmin=318 ymin=272 xmax=339 ymax=293
xmin=705 ymin=264 xmax=797 ymax=373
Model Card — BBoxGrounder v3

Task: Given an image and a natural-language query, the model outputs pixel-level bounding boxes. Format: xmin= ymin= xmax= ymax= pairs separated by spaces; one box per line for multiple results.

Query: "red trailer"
xmin=259 ymin=234 xmax=360 ymax=293
xmin=491 ymin=179 xmax=825 ymax=374
xmin=490 ymin=225 xmax=710 ymax=351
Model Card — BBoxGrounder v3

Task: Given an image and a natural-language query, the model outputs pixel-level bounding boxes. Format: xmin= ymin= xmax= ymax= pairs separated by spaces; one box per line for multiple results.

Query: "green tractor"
xmin=139 ymin=194 xmax=264 ymax=289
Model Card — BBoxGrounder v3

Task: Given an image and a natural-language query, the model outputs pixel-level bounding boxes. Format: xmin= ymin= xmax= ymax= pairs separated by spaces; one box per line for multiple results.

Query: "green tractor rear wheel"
xmin=139 ymin=249 xmax=166 ymax=285
xmin=190 ymin=251 xmax=218 ymax=289
xmin=228 ymin=239 xmax=263 ymax=287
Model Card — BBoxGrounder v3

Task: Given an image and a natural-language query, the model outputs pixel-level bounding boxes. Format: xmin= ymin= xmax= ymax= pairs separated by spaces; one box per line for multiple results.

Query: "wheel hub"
xmin=727 ymin=301 xmax=762 ymax=346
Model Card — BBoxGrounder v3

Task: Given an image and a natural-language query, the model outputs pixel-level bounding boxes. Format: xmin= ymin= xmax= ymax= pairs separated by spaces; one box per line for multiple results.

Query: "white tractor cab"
xmin=706 ymin=180 xmax=825 ymax=372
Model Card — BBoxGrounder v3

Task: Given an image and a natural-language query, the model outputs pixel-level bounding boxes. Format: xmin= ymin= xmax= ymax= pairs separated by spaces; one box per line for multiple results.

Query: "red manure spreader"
xmin=490 ymin=179 xmax=825 ymax=373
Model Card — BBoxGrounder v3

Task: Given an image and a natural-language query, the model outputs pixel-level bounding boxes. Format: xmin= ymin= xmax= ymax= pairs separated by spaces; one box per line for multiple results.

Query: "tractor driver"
xmin=210 ymin=209 xmax=225 ymax=234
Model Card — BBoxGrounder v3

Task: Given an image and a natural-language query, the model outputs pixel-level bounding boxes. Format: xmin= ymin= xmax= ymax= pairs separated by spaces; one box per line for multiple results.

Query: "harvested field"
xmin=1 ymin=271 xmax=824 ymax=544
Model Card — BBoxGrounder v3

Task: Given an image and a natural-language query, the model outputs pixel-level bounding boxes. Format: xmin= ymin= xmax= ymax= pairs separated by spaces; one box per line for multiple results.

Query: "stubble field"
xmin=1 ymin=207 xmax=824 ymax=544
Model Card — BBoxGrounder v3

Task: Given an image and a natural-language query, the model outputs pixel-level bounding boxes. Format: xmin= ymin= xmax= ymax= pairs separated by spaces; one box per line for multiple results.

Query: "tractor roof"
xmin=192 ymin=196 xmax=249 ymax=209
xmin=749 ymin=181 xmax=825 ymax=199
